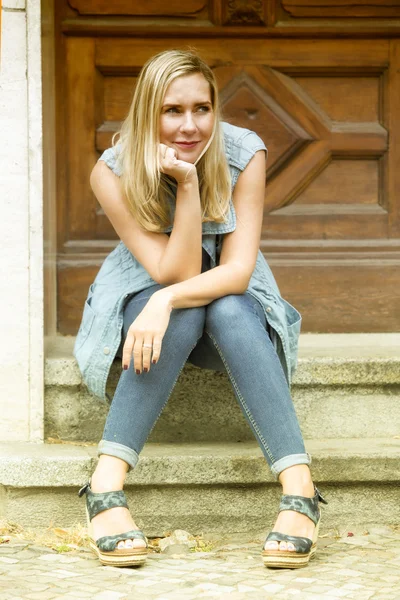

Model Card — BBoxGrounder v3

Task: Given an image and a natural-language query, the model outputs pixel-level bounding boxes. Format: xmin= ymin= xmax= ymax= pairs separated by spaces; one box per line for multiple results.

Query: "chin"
xmin=179 ymin=148 xmax=204 ymax=163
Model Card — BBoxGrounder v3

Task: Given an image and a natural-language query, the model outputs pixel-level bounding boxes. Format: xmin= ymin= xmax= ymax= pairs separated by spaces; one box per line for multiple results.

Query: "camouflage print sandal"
xmin=262 ymin=485 xmax=328 ymax=569
xmin=78 ymin=481 xmax=148 ymax=567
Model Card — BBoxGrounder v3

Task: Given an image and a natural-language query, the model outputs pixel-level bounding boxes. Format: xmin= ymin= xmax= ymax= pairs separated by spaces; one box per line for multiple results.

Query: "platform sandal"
xmin=78 ymin=481 xmax=148 ymax=567
xmin=262 ymin=484 xmax=328 ymax=569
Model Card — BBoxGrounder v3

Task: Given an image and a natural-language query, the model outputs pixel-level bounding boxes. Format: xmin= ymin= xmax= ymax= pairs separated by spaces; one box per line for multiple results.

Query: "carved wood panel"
xmin=207 ymin=62 xmax=388 ymax=243
xmin=68 ymin=0 xmax=209 ymax=18
xmin=56 ymin=20 xmax=400 ymax=333
xmin=222 ymin=1 xmax=267 ymax=25
xmin=281 ymin=0 xmax=400 ymax=19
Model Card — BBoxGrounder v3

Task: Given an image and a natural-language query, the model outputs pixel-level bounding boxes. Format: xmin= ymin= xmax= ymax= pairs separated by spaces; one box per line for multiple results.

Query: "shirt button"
xmin=103 ymin=347 xmax=110 ymax=355
xmin=266 ymin=306 xmax=272 ymax=313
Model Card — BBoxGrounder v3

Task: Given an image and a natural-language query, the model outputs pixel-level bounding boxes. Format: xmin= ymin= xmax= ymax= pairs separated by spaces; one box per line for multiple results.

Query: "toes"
xmin=286 ymin=542 xmax=296 ymax=552
xmin=278 ymin=541 xmax=296 ymax=552
xmin=279 ymin=541 xmax=287 ymax=551
xmin=265 ymin=540 xmax=296 ymax=552
xmin=117 ymin=538 xmax=146 ymax=550
xmin=264 ymin=541 xmax=279 ymax=550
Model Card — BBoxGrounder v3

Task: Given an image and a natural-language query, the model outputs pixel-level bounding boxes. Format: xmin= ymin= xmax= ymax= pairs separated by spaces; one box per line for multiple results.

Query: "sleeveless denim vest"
xmin=73 ymin=122 xmax=301 ymax=402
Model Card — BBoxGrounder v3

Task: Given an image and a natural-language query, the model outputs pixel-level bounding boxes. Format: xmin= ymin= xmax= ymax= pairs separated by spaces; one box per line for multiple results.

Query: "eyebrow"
xmin=162 ymin=101 xmax=212 ymax=108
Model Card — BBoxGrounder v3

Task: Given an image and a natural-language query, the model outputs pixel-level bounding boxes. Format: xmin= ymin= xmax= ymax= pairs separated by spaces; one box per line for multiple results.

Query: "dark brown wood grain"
xmin=66 ymin=38 xmax=97 ymax=238
xmin=58 ymin=263 xmax=101 ymax=334
xmin=271 ymin=262 xmax=400 ymax=333
xmin=387 ymin=41 xmax=400 ymax=238
xmin=68 ymin=0 xmax=208 ymax=17
xmin=281 ymin=0 xmax=400 ymax=19
xmin=222 ymin=0 xmax=267 ymax=26
xmin=53 ymin=1 xmax=400 ymax=334
xmin=95 ymin=39 xmax=389 ymax=69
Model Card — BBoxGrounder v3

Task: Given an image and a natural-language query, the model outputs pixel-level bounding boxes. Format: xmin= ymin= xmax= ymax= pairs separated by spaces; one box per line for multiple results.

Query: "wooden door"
xmin=55 ymin=1 xmax=400 ymax=334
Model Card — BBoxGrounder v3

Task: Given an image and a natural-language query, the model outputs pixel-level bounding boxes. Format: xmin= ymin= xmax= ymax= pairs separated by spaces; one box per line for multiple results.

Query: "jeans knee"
xmin=206 ymin=294 xmax=247 ymax=332
xmin=167 ymin=305 xmax=206 ymax=346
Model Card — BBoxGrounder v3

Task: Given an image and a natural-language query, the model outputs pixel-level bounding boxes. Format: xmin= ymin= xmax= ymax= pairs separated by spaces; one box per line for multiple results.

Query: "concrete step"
xmin=1 ymin=438 xmax=400 ymax=535
xmin=45 ymin=334 xmax=400 ymax=443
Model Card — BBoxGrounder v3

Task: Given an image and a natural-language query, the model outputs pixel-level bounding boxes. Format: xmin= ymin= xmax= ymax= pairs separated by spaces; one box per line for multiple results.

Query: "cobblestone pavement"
xmin=1 ymin=525 xmax=400 ymax=600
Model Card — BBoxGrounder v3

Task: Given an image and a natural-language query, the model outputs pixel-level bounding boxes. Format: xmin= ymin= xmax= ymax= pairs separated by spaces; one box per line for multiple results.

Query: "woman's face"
xmin=159 ymin=72 xmax=215 ymax=164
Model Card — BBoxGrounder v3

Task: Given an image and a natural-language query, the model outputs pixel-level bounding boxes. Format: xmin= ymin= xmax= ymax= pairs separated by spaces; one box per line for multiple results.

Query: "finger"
xmin=159 ymin=144 xmax=172 ymax=174
xmin=159 ymin=143 xmax=170 ymax=159
xmin=133 ymin=336 xmax=144 ymax=374
xmin=122 ymin=331 xmax=135 ymax=371
xmin=165 ymin=146 xmax=177 ymax=160
xmin=151 ymin=334 xmax=163 ymax=364
xmin=142 ymin=337 xmax=153 ymax=373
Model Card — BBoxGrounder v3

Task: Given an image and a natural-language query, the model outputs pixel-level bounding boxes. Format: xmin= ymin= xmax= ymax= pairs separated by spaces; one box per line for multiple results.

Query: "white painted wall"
xmin=0 ymin=0 xmax=44 ymax=441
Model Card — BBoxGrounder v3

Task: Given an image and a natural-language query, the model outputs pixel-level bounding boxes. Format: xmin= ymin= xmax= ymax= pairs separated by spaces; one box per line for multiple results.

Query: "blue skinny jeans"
xmin=99 ymin=284 xmax=311 ymax=481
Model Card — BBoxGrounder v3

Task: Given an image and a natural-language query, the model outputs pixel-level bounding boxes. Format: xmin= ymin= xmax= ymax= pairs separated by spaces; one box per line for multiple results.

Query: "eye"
xmin=165 ymin=107 xmax=179 ymax=113
xmin=197 ymin=105 xmax=210 ymax=112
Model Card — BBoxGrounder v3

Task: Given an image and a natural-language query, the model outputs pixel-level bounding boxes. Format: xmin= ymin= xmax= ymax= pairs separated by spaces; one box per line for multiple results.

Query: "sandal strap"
xmin=315 ymin=485 xmax=328 ymax=505
xmin=264 ymin=531 xmax=312 ymax=554
xmin=279 ymin=484 xmax=328 ymax=526
xmin=95 ymin=530 xmax=148 ymax=552
xmin=78 ymin=481 xmax=128 ymax=521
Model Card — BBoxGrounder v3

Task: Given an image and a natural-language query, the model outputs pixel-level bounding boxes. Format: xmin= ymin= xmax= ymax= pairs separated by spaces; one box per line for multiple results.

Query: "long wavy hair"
xmin=113 ymin=49 xmax=232 ymax=232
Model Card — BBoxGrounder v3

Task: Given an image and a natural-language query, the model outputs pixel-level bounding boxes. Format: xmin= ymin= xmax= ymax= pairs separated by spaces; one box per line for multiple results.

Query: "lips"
xmin=174 ymin=141 xmax=200 ymax=149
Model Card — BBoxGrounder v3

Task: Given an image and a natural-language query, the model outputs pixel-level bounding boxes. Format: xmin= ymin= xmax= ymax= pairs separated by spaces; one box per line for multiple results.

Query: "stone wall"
xmin=0 ymin=0 xmax=43 ymax=441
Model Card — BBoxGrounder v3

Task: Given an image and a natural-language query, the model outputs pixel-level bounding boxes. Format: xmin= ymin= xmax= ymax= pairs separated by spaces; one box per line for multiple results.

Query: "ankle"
xmin=278 ymin=466 xmax=314 ymax=497
xmin=90 ymin=455 xmax=129 ymax=493
xmin=282 ymin=481 xmax=315 ymax=497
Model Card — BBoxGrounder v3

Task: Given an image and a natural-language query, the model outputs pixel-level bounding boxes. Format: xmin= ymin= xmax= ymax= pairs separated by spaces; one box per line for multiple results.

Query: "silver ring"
xmin=143 ymin=344 xmax=152 ymax=348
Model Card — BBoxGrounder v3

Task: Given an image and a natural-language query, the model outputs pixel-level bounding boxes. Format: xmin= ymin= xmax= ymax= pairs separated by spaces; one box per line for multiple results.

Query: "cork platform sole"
xmin=262 ymin=518 xmax=321 ymax=569
xmin=88 ymin=538 xmax=148 ymax=567
xmin=86 ymin=506 xmax=148 ymax=567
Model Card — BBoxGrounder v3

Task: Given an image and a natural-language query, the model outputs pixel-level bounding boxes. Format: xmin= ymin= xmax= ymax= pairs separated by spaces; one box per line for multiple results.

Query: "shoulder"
xmin=221 ymin=121 xmax=267 ymax=171
xmin=97 ymin=142 xmax=123 ymax=177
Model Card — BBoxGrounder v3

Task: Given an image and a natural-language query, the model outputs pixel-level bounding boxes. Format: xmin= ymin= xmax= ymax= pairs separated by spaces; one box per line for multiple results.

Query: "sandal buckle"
xmin=315 ymin=485 xmax=328 ymax=505
xmin=78 ymin=482 xmax=90 ymax=497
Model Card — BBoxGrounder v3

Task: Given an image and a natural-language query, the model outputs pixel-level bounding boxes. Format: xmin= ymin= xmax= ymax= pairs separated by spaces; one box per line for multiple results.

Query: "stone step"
xmin=1 ymin=438 xmax=399 ymax=535
xmin=0 ymin=437 xmax=400 ymax=536
xmin=45 ymin=334 xmax=400 ymax=443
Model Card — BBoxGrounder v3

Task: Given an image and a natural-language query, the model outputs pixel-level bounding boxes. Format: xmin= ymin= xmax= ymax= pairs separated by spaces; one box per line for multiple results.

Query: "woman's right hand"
xmin=122 ymin=289 xmax=173 ymax=374
xmin=159 ymin=143 xmax=197 ymax=184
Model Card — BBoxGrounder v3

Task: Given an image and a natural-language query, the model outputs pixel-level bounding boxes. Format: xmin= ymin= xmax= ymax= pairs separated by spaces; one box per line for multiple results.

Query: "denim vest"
xmin=73 ymin=122 xmax=301 ymax=402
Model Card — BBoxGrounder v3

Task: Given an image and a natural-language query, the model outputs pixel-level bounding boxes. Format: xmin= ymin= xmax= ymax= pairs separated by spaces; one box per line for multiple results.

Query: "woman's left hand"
xmin=122 ymin=290 xmax=173 ymax=374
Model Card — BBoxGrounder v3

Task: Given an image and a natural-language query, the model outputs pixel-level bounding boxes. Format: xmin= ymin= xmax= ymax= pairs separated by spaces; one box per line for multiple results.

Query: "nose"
xmin=180 ymin=111 xmax=197 ymax=134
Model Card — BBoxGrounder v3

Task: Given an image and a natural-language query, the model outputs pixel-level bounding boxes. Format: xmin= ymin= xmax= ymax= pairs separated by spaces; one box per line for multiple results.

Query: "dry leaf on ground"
xmin=0 ymin=536 xmax=11 ymax=544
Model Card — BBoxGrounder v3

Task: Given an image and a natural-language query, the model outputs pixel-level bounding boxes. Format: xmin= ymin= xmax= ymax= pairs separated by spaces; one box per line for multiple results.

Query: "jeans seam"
xmin=249 ymin=297 xmax=268 ymax=332
xmin=204 ymin=330 xmax=275 ymax=465
xmin=144 ymin=332 xmax=206 ymax=443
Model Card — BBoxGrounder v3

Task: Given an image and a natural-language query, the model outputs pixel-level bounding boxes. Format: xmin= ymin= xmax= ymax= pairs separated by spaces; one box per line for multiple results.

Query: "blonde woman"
xmin=75 ymin=49 xmax=327 ymax=570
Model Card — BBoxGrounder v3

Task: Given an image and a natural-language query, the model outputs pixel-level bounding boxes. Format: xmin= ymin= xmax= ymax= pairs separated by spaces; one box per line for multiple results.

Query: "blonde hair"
xmin=114 ymin=49 xmax=232 ymax=232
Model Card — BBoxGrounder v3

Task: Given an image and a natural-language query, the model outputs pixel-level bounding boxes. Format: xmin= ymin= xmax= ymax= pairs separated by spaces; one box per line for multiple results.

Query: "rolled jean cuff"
xmin=270 ymin=452 xmax=312 ymax=481
xmin=98 ymin=440 xmax=139 ymax=471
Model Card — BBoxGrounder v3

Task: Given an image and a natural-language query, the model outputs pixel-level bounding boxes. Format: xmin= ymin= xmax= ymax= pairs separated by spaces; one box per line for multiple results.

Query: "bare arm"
xmin=156 ymin=149 xmax=267 ymax=309
xmin=121 ymin=148 xmax=266 ymax=373
xmin=90 ymin=152 xmax=202 ymax=285
xmin=158 ymin=177 xmax=202 ymax=283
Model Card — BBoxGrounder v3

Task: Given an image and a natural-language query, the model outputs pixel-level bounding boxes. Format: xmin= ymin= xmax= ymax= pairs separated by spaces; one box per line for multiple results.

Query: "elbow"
xmin=236 ymin=280 xmax=250 ymax=295
xmin=230 ymin=263 xmax=252 ymax=294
